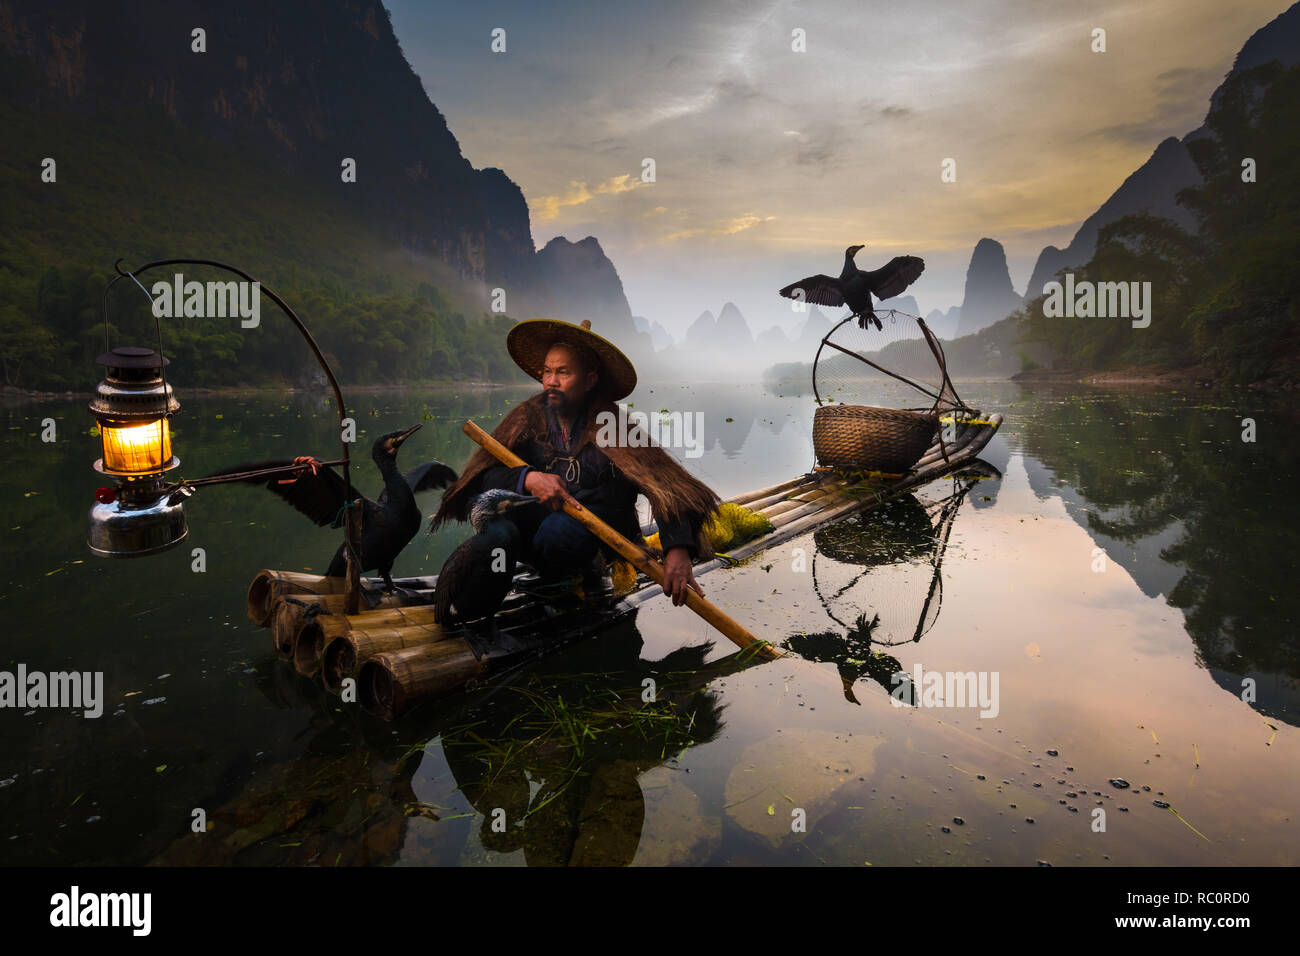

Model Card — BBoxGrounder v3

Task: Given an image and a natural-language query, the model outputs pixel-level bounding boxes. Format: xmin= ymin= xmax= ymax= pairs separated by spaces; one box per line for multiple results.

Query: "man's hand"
xmin=662 ymin=546 xmax=703 ymax=606
xmin=524 ymin=470 xmax=577 ymax=511
xmin=277 ymin=455 xmax=321 ymax=485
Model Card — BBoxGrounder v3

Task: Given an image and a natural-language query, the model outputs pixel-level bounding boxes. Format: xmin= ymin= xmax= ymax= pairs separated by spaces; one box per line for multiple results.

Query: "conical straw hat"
xmin=506 ymin=318 xmax=637 ymax=400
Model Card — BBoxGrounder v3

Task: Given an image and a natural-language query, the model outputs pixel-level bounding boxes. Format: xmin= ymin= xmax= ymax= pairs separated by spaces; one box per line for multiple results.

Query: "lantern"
xmin=87 ymin=347 xmax=188 ymax=557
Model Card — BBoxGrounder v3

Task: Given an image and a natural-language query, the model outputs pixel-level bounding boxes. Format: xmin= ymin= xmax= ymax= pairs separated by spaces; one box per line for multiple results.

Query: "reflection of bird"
xmin=208 ymin=425 xmax=456 ymax=590
xmin=784 ymin=612 xmax=897 ymax=705
xmin=434 ymin=489 xmax=539 ymax=624
xmin=779 ymin=245 xmax=925 ymax=330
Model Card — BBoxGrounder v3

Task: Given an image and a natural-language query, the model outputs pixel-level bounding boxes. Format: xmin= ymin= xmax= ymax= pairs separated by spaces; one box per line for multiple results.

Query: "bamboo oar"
xmin=462 ymin=420 xmax=782 ymax=660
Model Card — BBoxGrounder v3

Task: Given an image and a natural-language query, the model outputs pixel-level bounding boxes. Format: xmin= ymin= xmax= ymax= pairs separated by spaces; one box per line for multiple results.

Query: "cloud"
xmin=1083 ymin=63 xmax=1227 ymax=145
xmin=663 ymin=214 xmax=775 ymax=242
xmin=531 ymin=174 xmax=646 ymax=222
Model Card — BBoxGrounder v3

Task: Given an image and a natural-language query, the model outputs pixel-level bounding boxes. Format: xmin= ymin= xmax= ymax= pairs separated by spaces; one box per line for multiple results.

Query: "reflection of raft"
xmin=246 ymin=411 xmax=1002 ymax=720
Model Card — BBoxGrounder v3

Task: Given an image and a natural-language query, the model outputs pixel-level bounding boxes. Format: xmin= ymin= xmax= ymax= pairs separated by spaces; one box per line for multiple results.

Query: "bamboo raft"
xmin=246 ymin=411 xmax=1002 ymax=720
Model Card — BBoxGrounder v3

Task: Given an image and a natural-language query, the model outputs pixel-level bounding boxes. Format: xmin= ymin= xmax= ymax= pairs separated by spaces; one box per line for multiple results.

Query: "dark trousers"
xmin=505 ymin=501 xmax=634 ymax=579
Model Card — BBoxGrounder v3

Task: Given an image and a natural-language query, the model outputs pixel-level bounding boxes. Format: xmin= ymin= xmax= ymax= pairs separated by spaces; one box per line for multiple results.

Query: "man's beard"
xmin=545 ymin=388 xmax=578 ymax=415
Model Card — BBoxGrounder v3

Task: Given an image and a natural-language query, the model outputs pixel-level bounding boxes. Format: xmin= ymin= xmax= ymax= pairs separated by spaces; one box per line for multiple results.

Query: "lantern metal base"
xmin=87 ymin=493 xmax=189 ymax=558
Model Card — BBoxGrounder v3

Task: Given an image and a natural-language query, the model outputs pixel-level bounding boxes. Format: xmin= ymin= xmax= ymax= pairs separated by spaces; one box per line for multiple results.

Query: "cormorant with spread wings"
xmin=779 ymin=245 xmax=925 ymax=330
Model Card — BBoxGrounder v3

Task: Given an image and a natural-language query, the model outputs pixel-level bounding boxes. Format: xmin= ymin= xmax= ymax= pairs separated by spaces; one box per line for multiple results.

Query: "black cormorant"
xmin=208 ymin=424 xmax=456 ymax=590
xmin=433 ymin=489 xmax=538 ymax=625
xmin=779 ymin=245 xmax=925 ymax=330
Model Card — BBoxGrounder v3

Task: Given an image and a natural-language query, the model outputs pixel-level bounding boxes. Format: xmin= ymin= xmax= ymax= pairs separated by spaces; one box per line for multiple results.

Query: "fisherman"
xmin=431 ymin=318 xmax=720 ymax=608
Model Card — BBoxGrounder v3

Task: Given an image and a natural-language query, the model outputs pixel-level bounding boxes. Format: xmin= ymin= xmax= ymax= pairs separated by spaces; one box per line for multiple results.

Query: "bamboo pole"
xmin=294 ymin=610 xmax=445 ymax=677
xmin=245 ymin=569 xmax=440 ymax=626
xmin=321 ymin=626 xmax=455 ymax=692
xmin=270 ymin=600 xmax=306 ymax=659
xmin=738 ymin=483 xmax=820 ymax=512
xmin=727 ymin=475 xmax=820 ymax=507
xmin=298 ymin=602 xmax=441 ymax=648
xmin=359 ymin=642 xmax=488 ymax=720
xmin=462 ymin=420 xmax=781 ymax=660
xmin=343 ymin=498 xmax=363 ymax=615
xmin=270 ymin=588 xmax=435 ymax=643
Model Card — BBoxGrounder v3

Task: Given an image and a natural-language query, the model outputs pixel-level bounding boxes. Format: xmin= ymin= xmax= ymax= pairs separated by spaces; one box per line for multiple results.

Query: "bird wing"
xmin=404 ymin=460 xmax=459 ymax=495
xmin=433 ymin=540 xmax=471 ymax=623
xmin=864 ymin=256 xmax=925 ymax=301
xmin=202 ymin=458 xmax=351 ymax=527
xmin=777 ymin=274 xmax=845 ymax=308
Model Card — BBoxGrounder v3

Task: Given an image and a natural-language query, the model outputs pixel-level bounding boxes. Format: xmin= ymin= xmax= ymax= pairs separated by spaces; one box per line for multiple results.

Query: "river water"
xmin=0 ymin=379 xmax=1295 ymax=865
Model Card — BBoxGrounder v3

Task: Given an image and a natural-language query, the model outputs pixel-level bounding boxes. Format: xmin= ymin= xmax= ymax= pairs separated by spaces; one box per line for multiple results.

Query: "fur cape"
xmin=432 ymin=390 xmax=721 ymax=559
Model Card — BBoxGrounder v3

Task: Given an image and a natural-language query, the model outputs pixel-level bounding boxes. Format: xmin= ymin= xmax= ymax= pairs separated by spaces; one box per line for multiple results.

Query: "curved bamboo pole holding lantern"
xmin=105 ymin=257 xmax=362 ymax=606
xmin=462 ymin=420 xmax=782 ymax=661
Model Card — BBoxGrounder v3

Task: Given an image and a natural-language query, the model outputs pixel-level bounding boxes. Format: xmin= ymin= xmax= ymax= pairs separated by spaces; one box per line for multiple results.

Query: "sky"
xmin=385 ymin=0 xmax=1292 ymax=338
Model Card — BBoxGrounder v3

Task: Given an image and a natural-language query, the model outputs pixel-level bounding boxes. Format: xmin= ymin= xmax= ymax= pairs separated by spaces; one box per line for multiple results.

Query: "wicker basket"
xmin=813 ymin=404 xmax=938 ymax=472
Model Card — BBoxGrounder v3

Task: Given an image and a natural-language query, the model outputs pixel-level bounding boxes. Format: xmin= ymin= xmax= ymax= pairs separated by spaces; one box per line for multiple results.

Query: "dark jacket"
xmin=475 ymin=398 xmax=700 ymax=557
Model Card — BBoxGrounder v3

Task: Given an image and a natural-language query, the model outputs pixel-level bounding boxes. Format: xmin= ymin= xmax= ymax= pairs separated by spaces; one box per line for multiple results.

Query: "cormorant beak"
xmin=499 ymin=495 xmax=539 ymax=513
xmin=848 ymin=244 xmax=864 ymax=257
xmin=391 ymin=423 xmax=422 ymax=448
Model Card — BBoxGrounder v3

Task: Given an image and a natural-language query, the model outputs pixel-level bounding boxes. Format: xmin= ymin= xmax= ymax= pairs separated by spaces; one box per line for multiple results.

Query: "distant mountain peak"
xmin=957 ymin=239 xmax=1021 ymax=336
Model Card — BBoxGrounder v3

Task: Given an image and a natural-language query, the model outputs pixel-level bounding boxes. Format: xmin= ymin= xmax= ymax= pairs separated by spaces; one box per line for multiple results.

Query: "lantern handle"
xmin=103 ymin=259 xmax=174 ymax=433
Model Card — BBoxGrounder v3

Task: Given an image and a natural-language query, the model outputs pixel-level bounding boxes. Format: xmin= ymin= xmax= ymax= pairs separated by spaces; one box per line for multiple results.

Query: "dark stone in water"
xmin=1037 ymin=860 xmax=1051 ymax=866
xmin=977 ymin=774 xmax=986 ymax=780
xmin=952 ymin=817 xmax=965 ymax=825
xmin=1026 ymin=817 xmax=1035 ymax=823
xmin=1142 ymin=785 xmax=1151 ymax=792
xmin=941 ymin=826 xmax=951 ymax=834
xmin=1046 ymin=749 xmax=1059 ymax=757
xmin=1066 ymin=792 xmax=1078 ymax=798
xmin=1068 ymin=806 xmax=1078 ymax=813
xmin=1152 ymin=800 xmax=1171 ymax=809
xmin=1033 ymin=783 xmax=1042 ymax=788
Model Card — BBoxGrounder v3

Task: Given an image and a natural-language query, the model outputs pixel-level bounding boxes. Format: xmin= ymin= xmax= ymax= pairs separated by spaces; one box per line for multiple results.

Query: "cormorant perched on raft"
xmin=778 ymin=245 xmax=925 ymax=330
xmin=206 ymin=424 xmax=457 ymax=591
xmin=433 ymin=489 xmax=538 ymax=625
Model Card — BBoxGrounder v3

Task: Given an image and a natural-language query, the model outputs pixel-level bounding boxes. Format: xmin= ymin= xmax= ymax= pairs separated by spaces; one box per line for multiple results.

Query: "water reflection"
xmin=1015 ymin=389 xmax=1300 ymax=726
xmin=787 ymin=464 xmax=999 ymax=705
xmin=149 ymin=620 xmax=771 ymax=865
xmin=5 ymin=382 xmax=1297 ymax=866
xmin=437 ymin=623 xmax=766 ymax=866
